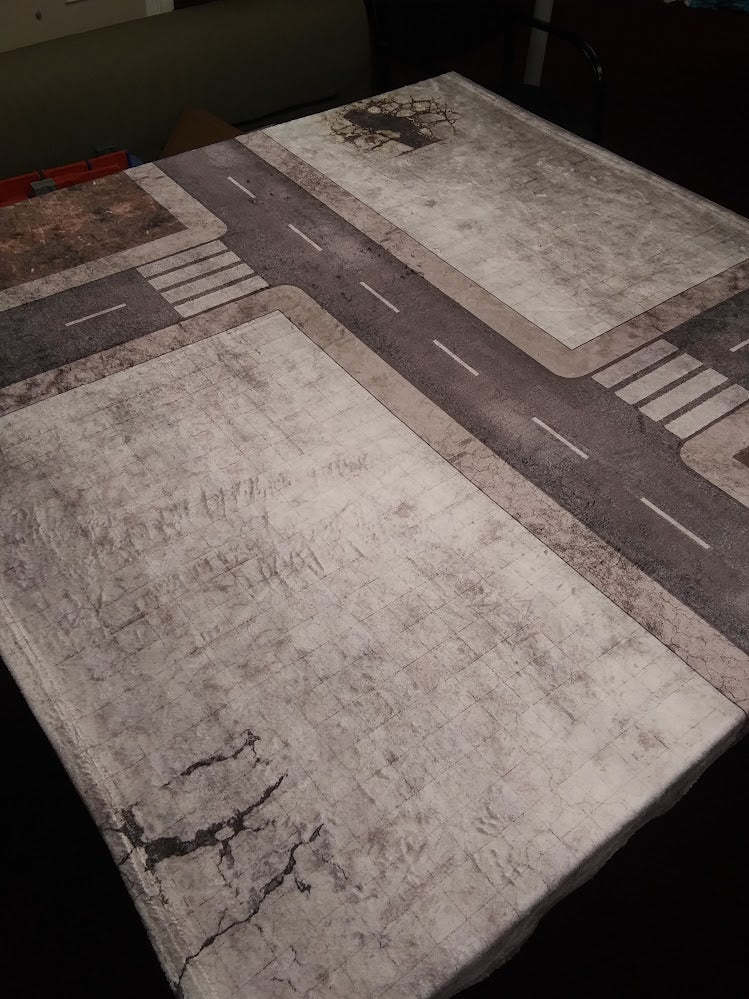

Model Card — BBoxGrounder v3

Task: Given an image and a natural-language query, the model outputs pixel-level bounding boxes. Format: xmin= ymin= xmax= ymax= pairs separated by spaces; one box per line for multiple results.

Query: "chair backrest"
xmin=365 ymin=2 xmax=606 ymax=143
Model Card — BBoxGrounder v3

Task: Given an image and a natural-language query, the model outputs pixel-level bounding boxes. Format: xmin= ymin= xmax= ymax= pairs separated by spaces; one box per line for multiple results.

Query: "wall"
xmin=0 ymin=0 xmax=173 ymax=53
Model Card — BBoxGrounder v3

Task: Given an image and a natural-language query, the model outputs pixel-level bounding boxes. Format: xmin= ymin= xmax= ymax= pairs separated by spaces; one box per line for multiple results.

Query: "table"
xmin=1 ymin=73 xmax=747 ymax=999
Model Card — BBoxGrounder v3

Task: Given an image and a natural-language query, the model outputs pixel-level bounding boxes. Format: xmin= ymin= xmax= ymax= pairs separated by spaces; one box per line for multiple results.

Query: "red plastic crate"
xmin=1 ymin=150 xmax=129 ymax=206
xmin=88 ymin=151 xmax=128 ymax=172
xmin=0 ymin=171 xmax=41 ymax=207
xmin=41 ymin=160 xmax=88 ymax=179
xmin=53 ymin=171 xmax=91 ymax=190
xmin=87 ymin=163 xmax=123 ymax=181
xmin=54 ymin=163 xmax=122 ymax=190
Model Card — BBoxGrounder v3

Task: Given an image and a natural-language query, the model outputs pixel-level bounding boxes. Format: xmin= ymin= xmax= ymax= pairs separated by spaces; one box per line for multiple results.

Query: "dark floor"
xmin=464 ymin=733 xmax=749 ymax=999
xmin=2 ymin=656 xmax=747 ymax=999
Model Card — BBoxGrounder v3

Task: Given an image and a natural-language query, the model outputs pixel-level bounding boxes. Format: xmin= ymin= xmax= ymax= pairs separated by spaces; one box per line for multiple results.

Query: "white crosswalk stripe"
xmin=162 ymin=264 xmax=253 ymax=304
xmin=175 ymin=276 xmax=268 ymax=317
xmin=615 ymin=353 xmax=701 ymax=404
xmin=149 ymin=251 xmax=240 ymax=290
xmin=665 ymin=385 xmax=749 ymax=439
xmin=139 ymin=239 xmax=267 ymax=316
xmin=593 ymin=342 xmax=747 ymax=439
xmin=138 ymin=240 xmax=227 ymax=278
xmin=639 ymin=369 xmax=727 ymax=421
xmin=592 ymin=339 xmax=677 ymax=387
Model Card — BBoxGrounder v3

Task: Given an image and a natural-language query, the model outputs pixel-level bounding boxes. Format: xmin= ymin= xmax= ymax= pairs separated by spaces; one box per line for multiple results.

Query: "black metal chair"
xmin=364 ymin=1 xmax=606 ymax=143
xmin=500 ymin=13 xmax=606 ymax=143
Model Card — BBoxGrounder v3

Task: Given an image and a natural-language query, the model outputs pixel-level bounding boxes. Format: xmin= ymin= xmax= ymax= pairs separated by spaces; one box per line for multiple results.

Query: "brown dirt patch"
xmin=0 ymin=172 xmax=185 ymax=290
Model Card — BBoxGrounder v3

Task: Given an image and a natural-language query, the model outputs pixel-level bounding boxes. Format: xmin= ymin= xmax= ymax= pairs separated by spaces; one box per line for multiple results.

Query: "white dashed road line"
xmin=360 ymin=281 xmax=400 ymax=313
xmin=433 ymin=339 xmax=479 ymax=376
xmin=65 ymin=303 xmax=127 ymax=327
xmin=227 ymin=176 xmax=256 ymax=199
xmin=288 ymin=223 xmax=322 ymax=252
xmin=532 ymin=417 xmax=589 ymax=459
xmin=729 ymin=337 xmax=749 ymax=353
xmin=640 ymin=497 xmax=710 ymax=550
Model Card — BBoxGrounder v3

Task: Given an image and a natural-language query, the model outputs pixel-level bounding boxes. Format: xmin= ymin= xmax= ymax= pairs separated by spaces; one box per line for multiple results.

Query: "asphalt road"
xmin=0 ymin=269 xmax=176 ymax=389
xmin=157 ymin=140 xmax=749 ymax=654
xmin=667 ymin=286 xmax=749 ymax=382
xmin=2 ymin=139 xmax=747 ymax=654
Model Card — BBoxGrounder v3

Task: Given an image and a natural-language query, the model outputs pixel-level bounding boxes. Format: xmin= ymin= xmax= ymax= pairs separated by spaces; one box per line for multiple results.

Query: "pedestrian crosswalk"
xmin=138 ymin=240 xmax=267 ymax=317
xmin=639 ymin=369 xmax=726 ymax=421
xmin=593 ymin=339 xmax=748 ymax=439
xmin=615 ymin=353 xmax=702 ymax=405
xmin=592 ymin=340 xmax=677 ymax=388
xmin=666 ymin=384 xmax=749 ymax=439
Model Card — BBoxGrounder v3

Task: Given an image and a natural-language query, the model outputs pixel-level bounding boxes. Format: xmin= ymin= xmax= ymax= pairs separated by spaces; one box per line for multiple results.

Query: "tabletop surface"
xmin=1 ymin=74 xmax=747 ymax=999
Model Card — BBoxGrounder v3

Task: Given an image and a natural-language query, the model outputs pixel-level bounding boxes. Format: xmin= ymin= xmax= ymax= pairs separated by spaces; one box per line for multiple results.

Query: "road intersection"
xmin=2 ymin=137 xmax=746 ymax=654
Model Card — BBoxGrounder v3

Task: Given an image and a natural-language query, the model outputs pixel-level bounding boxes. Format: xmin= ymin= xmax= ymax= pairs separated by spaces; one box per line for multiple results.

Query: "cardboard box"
xmin=161 ymin=108 xmax=241 ymax=157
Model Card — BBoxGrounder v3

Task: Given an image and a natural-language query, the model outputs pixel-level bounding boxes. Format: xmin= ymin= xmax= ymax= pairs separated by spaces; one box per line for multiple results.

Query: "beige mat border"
xmin=681 ymin=404 xmax=749 ymax=508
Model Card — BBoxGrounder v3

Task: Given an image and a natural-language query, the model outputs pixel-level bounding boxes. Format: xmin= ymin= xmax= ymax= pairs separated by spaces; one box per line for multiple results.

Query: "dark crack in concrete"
xmin=173 ymin=824 xmax=323 ymax=998
xmin=116 ymin=772 xmax=286 ymax=874
xmin=166 ymin=727 xmax=263 ymax=785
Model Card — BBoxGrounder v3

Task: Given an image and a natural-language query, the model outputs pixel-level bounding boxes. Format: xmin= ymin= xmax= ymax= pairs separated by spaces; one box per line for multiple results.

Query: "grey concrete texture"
xmin=1 ymin=73 xmax=748 ymax=999
xmin=1 ymin=307 xmax=744 ymax=999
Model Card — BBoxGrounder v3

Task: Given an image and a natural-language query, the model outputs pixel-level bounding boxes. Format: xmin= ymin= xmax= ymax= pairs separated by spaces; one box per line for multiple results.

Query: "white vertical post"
xmin=524 ymin=0 xmax=555 ymax=87
xmin=145 ymin=0 xmax=174 ymax=15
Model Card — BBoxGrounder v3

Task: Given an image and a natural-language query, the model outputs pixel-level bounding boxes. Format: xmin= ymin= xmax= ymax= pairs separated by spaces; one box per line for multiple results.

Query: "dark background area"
xmin=537 ymin=0 xmax=749 ymax=220
xmin=3 ymin=1 xmax=748 ymax=997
